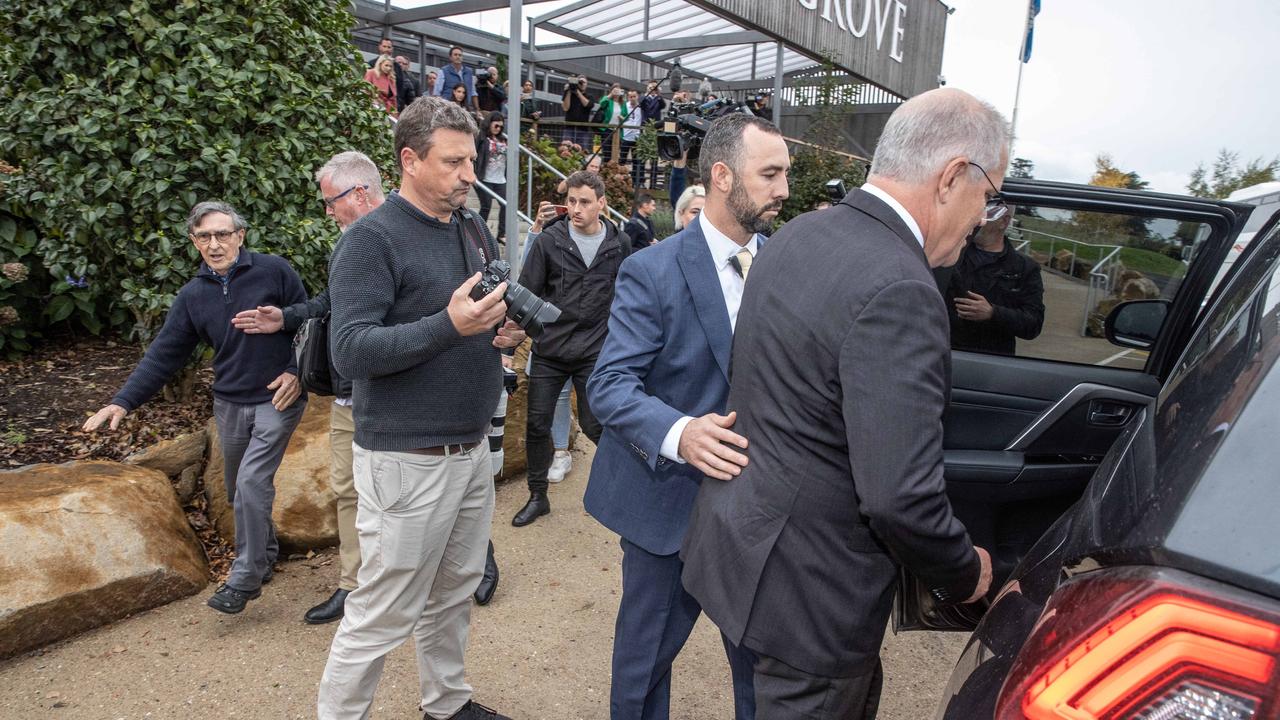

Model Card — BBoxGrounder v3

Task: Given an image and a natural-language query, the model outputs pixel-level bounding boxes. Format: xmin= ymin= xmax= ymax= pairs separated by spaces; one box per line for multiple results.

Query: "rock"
xmin=1073 ymin=259 xmax=1095 ymax=280
xmin=1052 ymin=250 xmax=1075 ymax=273
xmin=174 ymin=463 xmax=201 ymax=505
xmin=0 ymin=461 xmax=208 ymax=659
xmin=124 ymin=430 xmax=206 ymax=478
xmin=203 ymin=400 xmax=338 ymax=552
xmin=1029 ymin=250 xmax=1050 ymax=267
xmin=1119 ymin=275 xmax=1161 ymax=300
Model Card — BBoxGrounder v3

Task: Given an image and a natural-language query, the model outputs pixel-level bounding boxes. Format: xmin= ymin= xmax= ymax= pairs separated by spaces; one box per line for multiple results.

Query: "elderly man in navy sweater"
xmin=83 ymin=200 xmax=308 ymax=615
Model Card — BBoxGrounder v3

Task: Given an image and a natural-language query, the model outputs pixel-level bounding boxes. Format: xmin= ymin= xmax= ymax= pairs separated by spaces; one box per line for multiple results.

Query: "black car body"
xmin=899 ymin=179 xmax=1280 ymax=719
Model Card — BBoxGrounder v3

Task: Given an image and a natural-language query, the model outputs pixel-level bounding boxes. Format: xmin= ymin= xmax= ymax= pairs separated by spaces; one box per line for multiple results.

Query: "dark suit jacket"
xmin=681 ymin=190 xmax=982 ymax=677
xmin=585 ymin=220 xmax=740 ymax=555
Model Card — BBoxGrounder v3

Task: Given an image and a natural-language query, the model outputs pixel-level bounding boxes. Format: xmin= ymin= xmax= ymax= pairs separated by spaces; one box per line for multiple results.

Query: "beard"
xmin=727 ymin=178 xmax=781 ymax=236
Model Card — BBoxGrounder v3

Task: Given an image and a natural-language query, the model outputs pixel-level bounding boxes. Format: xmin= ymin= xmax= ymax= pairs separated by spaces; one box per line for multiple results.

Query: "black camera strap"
xmin=453 ymin=208 xmax=494 ymax=274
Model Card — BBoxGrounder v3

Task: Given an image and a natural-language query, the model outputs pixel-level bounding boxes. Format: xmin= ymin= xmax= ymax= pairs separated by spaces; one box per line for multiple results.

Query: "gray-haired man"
xmin=231 ymin=151 xmax=385 ymax=625
xmin=317 ymin=97 xmax=523 ymax=720
xmin=84 ymin=201 xmax=308 ymax=615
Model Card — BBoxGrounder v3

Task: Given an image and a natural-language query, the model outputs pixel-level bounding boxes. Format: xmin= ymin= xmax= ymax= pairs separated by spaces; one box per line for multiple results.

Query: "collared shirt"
xmin=861 ymin=182 xmax=924 ymax=249
xmin=659 ymin=212 xmax=759 ymax=463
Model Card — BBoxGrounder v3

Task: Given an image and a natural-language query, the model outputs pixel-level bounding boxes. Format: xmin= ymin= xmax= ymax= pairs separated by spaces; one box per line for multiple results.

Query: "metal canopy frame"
xmin=353 ymin=0 xmax=902 ymax=275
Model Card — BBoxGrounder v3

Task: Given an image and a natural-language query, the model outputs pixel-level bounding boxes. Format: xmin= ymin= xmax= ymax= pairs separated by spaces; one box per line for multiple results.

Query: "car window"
xmin=933 ymin=203 xmax=1212 ymax=370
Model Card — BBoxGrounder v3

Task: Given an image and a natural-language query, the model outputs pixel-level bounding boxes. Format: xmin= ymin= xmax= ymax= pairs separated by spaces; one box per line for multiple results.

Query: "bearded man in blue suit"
xmin=585 ymin=113 xmax=791 ymax=720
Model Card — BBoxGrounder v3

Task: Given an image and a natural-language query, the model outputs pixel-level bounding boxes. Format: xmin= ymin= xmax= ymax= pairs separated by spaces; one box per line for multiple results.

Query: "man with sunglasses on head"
xmin=84 ymin=200 xmax=308 ymax=616
xmin=229 ymin=151 xmax=385 ymax=624
xmin=934 ymin=202 xmax=1045 ymax=355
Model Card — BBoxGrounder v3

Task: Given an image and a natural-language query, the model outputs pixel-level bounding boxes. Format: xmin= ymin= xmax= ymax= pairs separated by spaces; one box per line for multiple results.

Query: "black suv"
xmin=898 ymin=179 xmax=1280 ymax=720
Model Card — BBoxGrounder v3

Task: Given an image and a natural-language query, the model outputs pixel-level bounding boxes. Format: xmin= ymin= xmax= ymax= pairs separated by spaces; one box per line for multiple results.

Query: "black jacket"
xmin=520 ymin=215 xmax=630 ymax=363
xmin=623 ymin=214 xmax=655 ymax=252
xmin=474 ymin=132 xmax=506 ymax=181
xmin=935 ymin=241 xmax=1045 ymax=355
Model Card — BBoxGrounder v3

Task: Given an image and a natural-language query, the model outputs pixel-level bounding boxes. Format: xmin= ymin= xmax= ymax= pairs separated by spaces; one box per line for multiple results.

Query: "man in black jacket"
xmin=230 ymin=151 xmax=384 ymax=625
xmin=395 ymin=56 xmax=421 ymax=112
xmin=514 ymin=171 xmax=630 ymax=526
xmin=935 ymin=208 xmax=1045 ymax=355
xmin=622 ymin=192 xmax=657 ymax=251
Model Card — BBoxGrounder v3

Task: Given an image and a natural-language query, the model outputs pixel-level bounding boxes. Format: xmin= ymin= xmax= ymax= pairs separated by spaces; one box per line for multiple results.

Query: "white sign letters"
xmin=797 ymin=0 xmax=910 ymax=63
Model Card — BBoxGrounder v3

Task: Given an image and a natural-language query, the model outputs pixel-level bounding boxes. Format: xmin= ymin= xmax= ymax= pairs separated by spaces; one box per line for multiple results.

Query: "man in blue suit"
xmin=585 ymin=113 xmax=791 ymax=720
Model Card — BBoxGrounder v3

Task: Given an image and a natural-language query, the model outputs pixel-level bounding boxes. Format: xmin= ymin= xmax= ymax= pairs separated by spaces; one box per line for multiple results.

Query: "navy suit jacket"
xmin=585 ymin=220 xmax=740 ymax=556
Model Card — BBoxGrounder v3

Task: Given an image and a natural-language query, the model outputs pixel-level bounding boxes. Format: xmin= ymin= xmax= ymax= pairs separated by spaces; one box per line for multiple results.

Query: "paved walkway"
xmin=0 ymin=443 xmax=965 ymax=719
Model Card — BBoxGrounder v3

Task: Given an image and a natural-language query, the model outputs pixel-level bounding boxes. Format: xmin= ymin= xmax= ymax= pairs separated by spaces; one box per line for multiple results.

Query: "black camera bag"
xmin=294 ymin=313 xmax=334 ymax=396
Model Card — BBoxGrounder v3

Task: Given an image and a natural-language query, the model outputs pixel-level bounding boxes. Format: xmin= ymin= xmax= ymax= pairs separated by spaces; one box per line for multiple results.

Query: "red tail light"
xmin=996 ymin=568 xmax=1280 ymax=720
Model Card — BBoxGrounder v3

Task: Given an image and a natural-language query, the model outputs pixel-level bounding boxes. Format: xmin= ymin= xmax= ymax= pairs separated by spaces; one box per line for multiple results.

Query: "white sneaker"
xmin=548 ymin=450 xmax=572 ymax=483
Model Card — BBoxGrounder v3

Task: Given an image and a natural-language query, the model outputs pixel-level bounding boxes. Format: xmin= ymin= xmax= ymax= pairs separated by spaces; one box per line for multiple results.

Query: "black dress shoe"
xmin=304 ymin=588 xmax=350 ymax=625
xmin=208 ymin=584 xmax=261 ymax=614
xmin=474 ymin=542 xmax=498 ymax=605
xmin=437 ymin=700 xmax=512 ymax=720
xmin=511 ymin=491 xmax=550 ymax=527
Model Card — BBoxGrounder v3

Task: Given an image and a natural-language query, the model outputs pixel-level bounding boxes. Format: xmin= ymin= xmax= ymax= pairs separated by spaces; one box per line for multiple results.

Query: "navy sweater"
xmin=112 ymin=251 xmax=307 ymax=411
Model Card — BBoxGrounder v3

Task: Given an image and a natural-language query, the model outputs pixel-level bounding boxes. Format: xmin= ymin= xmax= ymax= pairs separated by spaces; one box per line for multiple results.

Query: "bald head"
xmin=869 ymin=88 xmax=1009 ymax=186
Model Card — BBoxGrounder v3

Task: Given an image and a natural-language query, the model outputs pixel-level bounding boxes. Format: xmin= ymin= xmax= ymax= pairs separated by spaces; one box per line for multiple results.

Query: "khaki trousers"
xmin=329 ymin=402 xmax=359 ymax=591
xmin=318 ymin=442 xmax=494 ymax=720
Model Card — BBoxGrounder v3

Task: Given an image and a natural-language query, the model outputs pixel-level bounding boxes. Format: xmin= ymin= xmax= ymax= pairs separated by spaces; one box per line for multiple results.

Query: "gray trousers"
xmin=214 ymin=397 xmax=306 ymax=592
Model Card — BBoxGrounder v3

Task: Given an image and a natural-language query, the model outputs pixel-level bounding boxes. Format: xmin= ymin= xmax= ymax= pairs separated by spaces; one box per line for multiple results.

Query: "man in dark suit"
xmin=586 ymin=113 xmax=792 ymax=720
xmin=681 ymin=88 xmax=1003 ymax=718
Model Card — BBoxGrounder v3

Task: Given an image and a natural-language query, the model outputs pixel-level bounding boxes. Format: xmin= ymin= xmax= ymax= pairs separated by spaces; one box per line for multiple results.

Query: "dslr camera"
xmin=475 ymin=68 xmax=491 ymax=82
xmin=469 ymin=259 xmax=562 ymax=338
xmin=656 ymin=97 xmax=751 ymax=162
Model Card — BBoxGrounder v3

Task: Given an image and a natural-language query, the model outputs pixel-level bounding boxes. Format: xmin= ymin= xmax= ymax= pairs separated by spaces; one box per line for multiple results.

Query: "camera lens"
xmin=503 ymin=282 xmax=561 ymax=339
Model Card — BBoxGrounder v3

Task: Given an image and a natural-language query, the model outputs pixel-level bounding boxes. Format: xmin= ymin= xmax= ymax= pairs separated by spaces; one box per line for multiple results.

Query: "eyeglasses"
xmin=968 ymin=161 xmax=1009 ymax=223
xmin=190 ymin=229 xmax=239 ymax=246
xmin=323 ymin=184 xmax=367 ymax=208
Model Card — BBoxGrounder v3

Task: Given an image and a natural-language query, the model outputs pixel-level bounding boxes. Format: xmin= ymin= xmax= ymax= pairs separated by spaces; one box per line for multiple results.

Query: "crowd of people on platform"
xmin=82 ymin=55 xmax=1052 ymax=716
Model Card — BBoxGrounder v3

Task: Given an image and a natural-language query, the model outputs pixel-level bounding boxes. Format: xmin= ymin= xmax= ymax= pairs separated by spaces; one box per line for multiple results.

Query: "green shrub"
xmin=0 ymin=0 xmax=395 ymax=351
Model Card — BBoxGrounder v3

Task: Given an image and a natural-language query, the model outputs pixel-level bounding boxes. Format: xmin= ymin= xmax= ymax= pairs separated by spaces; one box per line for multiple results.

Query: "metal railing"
xmin=517 ymin=141 xmax=631 ymax=226
xmin=1018 ymin=227 xmax=1124 ymax=336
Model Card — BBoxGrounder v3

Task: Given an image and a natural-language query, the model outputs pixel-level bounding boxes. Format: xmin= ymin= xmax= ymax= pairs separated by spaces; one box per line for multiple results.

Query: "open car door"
xmin=897 ymin=178 xmax=1254 ymax=631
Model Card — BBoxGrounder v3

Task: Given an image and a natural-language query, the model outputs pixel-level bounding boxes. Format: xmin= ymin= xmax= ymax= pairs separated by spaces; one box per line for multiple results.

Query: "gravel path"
xmin=0 ymin=445 xmax=967 ymax=719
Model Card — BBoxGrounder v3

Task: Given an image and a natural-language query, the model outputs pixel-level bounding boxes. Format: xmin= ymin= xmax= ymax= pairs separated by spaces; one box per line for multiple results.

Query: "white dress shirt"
xmin=860 ymin=182 xmax=925 ymax=249
xmin=659 ymin=212 xmax=759 ymax=463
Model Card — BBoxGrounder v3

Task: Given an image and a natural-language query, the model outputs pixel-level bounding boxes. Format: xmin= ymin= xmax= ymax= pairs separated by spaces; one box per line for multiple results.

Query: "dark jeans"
xmin=526 ymin=354 xmax=601 ymax=493
xmin=752 ymin=653 xmax=883 ymax=720
xmin=477 ymin=180 xmax=506 ymax=239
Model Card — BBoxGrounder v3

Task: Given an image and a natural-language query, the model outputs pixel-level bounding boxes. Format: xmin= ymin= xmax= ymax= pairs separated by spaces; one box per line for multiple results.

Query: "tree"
xmin=1009 ymin=157 xmax=1035 ymax=179
xmin=779 ymin=57 xmax=867 ymax=222
xmin=1074 ymin=154 xmax=1150 ymax=242
xmin=1187 ymin=149 xmax=1279 ymax=199
xmin=0 ymin=0 xmax=395 ymax=351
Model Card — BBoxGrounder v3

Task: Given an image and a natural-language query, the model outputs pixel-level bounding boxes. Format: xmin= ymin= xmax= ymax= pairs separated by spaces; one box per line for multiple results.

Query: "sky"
xmin=941 ymin=0 xmax=1278 ymax=192
xmin=399 ymin=0 xmax=1277 ymax=193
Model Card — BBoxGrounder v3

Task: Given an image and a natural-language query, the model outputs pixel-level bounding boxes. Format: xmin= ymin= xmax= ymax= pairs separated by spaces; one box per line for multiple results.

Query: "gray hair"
xmin=698 ymin=112 xmax=782 ymax=186
xmin=673 ymin=185 xmax=706 ymax=229
xmin=393 ymin=96 xmax=478 ymax=172
xmin=869 ymin=88 xmax=1010 ymax=184
xmin=315 ymin=151 xmax=385 ymax=201
xmin=187 ymin=201 xmax=247 ymax=235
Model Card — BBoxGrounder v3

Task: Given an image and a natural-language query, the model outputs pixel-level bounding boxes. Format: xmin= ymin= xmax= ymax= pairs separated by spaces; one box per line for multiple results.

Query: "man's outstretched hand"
xmin=231 ymin=305 xmax=285 ymax=334
xmin=83 ymin=404 xmax=127 ymax=432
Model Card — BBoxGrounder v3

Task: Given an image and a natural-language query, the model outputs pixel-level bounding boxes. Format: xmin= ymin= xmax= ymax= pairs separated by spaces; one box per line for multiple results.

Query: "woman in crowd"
xmin=475 ymin=111 xmax=508 ymax=245
xmin=449 ymin=83 xmax=468 ymax=109
xmin=673 ymin=184 xmax=706 ymax=230
xmin=520 ymin=79 xmax=542 ymax=124
xmin=363 ymin=54 xmax=398 ymax=116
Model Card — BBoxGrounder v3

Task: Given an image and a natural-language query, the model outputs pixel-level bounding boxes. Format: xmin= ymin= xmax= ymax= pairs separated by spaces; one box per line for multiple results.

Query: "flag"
xmin=1020 ymin=0 xmax=1041 ymax=63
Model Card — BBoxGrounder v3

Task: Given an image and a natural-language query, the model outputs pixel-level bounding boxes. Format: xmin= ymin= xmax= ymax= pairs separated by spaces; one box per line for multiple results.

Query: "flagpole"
xmin=1009 ymin=0 xmax=1036 ymax=158
xmin=1010 ymin=54 xmax=1025 ymax=157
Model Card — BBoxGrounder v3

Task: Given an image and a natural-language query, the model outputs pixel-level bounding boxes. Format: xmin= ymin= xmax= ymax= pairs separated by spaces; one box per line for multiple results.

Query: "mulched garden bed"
xmin=0 ymin=334 xmax=214 ymax=466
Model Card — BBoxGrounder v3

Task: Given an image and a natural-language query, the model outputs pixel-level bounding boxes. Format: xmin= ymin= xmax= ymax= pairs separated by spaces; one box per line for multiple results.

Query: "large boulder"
xmin=1119 ymin=274 xmax=1161 ymax=300
xmin=123 ymin=429 xmax=206 ymax=478
xmin=203 ymin=399 xmax=338 ymax=552
xmin=0 ymin=461 xmax=208 ymax=659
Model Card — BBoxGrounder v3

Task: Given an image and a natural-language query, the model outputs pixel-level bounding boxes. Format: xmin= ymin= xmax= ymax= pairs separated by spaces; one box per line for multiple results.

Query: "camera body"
xmin=469 ymin=259 xmax=562 ymax=338
xmin=475 ymin=68 xmax=491 ymax=82
xmin=825 ymin=179 xmax=848 ymax=204
xmin=655 ymin=97 xmax=746 ymax=162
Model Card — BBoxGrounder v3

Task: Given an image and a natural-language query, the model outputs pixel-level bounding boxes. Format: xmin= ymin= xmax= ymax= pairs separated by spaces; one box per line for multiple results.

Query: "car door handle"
xmin=1088 ymin=400 xmax=1134 ymax=427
